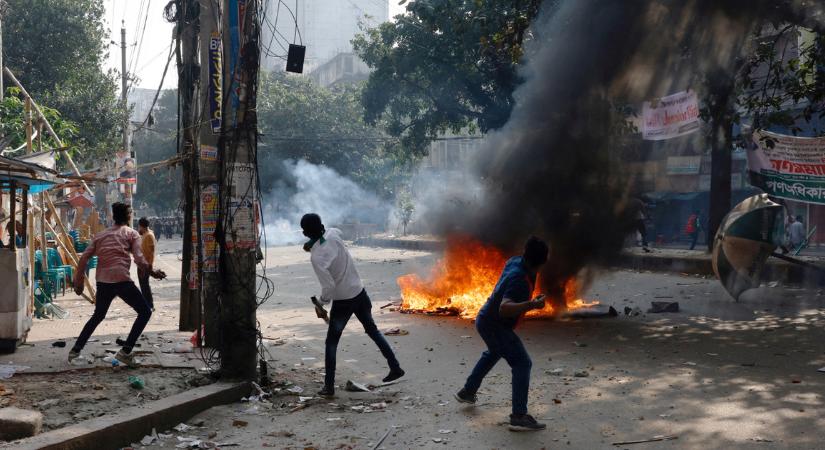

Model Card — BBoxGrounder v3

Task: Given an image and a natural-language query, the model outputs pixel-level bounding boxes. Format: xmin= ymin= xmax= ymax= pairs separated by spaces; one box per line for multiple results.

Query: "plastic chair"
xmin=47 ymin=248 xmax=73 ymax=283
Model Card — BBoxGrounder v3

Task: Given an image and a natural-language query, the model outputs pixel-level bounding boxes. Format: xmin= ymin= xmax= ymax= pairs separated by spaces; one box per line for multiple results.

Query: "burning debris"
xmin=397 ymin=237 xmax=602 ymax=319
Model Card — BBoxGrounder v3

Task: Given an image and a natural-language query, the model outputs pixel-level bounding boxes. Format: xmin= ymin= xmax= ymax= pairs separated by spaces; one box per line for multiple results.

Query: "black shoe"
xmin=643 ymin=246 xmax=652 ymax=253
xmin=454 ymin=388 xmax=477 ymax=404
xmin=317 ymin=386 xmax=335 ymax=398
xmin=383 ymin=368 xmax=405 ymax=383
xmin=509 ymin=414 xmax=546 ymax=432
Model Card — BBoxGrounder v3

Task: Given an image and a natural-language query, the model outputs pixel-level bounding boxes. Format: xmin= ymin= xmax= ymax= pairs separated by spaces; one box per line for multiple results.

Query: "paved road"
xmin=8 ymin=240 xmax=825 ymax=449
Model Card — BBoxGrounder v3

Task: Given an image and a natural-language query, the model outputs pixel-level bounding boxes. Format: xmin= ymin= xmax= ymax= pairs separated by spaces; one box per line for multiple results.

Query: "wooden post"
xmin=9 ymin=181 xmax=16 ymax=251
xmin=39 ymin=194 xmax=47 ymax=272
xmin=44 ymin=220 xmax=94 ymax=303
xmin=20 ymin=186 xmax=28 ymax=246
xmin=44 ymin=194 xmax=95 ymax=302
xmin=25 ymin=97 xmax=33 ymax=154
xmin=28 ymin=201 xmax=35 ymax=316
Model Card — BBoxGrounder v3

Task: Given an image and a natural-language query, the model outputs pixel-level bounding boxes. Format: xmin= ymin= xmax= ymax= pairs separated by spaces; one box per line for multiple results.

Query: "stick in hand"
xmin=311 ymin=296 xmax=329 ymax=323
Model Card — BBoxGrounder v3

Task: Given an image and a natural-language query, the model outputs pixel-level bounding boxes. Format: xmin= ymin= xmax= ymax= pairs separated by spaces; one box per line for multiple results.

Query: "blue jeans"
xmin=324 ymin=289 xmax=400 ymax=388
xmin=464 ymin=313 xmax=532 ymax=415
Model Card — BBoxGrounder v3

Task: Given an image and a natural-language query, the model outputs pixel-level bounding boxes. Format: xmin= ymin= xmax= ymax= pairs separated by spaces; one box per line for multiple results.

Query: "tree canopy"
xmin=1 ymin=0 xmax=122 ymax=165
xmin=353 ymin=0 xmax=542 ymax=153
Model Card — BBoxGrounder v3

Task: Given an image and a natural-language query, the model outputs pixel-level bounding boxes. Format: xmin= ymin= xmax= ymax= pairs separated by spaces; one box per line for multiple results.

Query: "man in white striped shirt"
xmin=301 ymin=213 xmax=404 ymax=398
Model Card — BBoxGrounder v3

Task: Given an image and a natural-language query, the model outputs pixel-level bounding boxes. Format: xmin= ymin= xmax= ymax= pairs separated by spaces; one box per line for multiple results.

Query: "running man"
xmin=69 ymin=203 xmax=165 ymax=366
xmin=455 ymin=236 xmax=549 ymax=431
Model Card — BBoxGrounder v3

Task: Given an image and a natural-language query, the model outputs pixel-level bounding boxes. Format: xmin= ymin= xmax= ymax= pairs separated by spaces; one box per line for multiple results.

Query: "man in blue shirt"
xmin=455 ymin=236 xmax=549 ymax=431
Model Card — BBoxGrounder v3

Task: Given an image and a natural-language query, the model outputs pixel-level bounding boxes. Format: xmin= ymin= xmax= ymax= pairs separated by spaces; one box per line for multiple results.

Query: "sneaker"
xmin=454 ymin=388 xmax=477 ymax=404
xmin=509 ymin=414 xmax=546 ymax=432
xmin=643 ymin=246 xmax=652 ymax=253
xmin=318 ymin=386 xmax=335 ymax=398
xmin=67 ymin=350 xmax=80 ymax=363
xmin=382 ymin=368 xmax=405 ymax=383
xmin=114 ymin=349 xmax=139 ymax=368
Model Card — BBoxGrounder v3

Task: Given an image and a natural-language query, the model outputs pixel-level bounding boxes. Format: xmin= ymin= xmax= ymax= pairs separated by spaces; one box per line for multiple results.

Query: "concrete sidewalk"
xmin=355 ymin=236 xmax=825 ymax=285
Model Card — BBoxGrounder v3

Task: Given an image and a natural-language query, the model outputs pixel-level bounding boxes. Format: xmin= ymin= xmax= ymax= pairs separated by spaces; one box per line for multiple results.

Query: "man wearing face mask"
xmin=301 ymin=213 xmax=404 ymax=398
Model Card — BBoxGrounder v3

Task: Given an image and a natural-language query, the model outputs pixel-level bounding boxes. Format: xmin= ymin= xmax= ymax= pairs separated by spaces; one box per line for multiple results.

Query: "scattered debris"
xmin=371 ymin=425 xmax=399 ymax=450
xmin=286 ymin=385 xmax=304 ymax=394
xmin=128 ymin=376 xmax=145 ymax=390
xmin=140 ymin=428 xmax=159 ymax=445
xmin=266 ymin=431 xmax=295 ymax=438
xmin=564 ymin=305 xmax=618 ymax=318
xmin=749 ymin=437 xmax=774 ymax=443
xmin=173 ymin=423 xmax=193 ymax=432
xmin=648 ymin=301 xmax=679 ymax=313
xmin=612 ymin=435 xmax=678 ymax=446
xmin=51 ymin=341 xmax=66 ymax=348
xmin=546 ymin=368 xmax=564 ymax=376
xmin=818 ymin=367 xmax=825 ymax=373
xmin=345 ymin=380 xmax=370 ymax=392
xmin=573 ymin=341 xmax=588 ymax=348
xmin=574 ymin=370 xmax=590 ymax=378
xmin=232 ymin=419 xmax=248 ymax=428
xmin=438 ymin=429 xmax=454 ymax=434
xmin=298 ymin=396 xmax=314 ymax=403
xmin=384 ymin=328 xmax=409 ymax=336
xmin=432 ymin=437 xmax=446 ymax=443
xmin=0 ymin=364 xmax=29 ymax=380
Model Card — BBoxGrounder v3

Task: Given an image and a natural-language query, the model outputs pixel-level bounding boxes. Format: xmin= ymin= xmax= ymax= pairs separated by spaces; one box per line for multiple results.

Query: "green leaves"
xmin=353 ymin=0 xmax=543 ymax=153
xmin=2 ymin=0 xmax=122 ymax=166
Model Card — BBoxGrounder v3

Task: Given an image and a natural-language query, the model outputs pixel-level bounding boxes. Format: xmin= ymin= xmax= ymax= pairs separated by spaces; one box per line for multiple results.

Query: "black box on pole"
xmin=286 ymin=44 xmax=306 ymax=73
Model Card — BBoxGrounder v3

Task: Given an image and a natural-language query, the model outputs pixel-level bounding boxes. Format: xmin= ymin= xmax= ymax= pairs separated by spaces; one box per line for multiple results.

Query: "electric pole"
xmin=121 ymin=22 xmax=132 ymax=206
xmin=218 ymin=0 xmax=260 ymax=379
xmin=199 ymin=0 xmax=222 ymax=346
xmin=178 ymin=1 xmax=201 ymax=332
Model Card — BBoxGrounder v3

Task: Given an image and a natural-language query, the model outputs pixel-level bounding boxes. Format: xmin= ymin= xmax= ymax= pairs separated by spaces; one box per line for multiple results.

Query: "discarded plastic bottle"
xmin=128 ymin=375 xmax=145 ymax=389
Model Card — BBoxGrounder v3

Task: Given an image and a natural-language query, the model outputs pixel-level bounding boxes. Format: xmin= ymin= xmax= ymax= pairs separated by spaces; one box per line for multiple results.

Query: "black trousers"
xmin=72 ymin=281 xmax=152 ymax=353
xmin=324 ymin=289 xmax=400 ymax=387
xmin=138 ymin=271 xmax=154 ymax=309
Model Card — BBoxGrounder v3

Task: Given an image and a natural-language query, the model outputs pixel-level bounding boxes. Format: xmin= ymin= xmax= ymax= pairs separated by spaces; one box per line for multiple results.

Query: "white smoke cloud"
xmin=262 ymin=160 xmax=389 ymax=246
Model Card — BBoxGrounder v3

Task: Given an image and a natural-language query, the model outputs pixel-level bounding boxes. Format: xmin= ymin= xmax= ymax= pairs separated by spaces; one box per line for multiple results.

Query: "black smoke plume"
xmin=429 ymin=0 xmax=818 ymax=303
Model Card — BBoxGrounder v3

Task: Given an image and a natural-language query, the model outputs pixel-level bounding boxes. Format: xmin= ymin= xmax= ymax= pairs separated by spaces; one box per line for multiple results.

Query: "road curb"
xmin=354 ymin=237 xmax=443 ymax=251
xmin=10 ymin=381 xmax=250 ymax=450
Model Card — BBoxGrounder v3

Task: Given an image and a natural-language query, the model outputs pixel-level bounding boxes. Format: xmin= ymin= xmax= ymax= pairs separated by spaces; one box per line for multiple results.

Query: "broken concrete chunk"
xmin=0 ymin=407 xmax=43 ymax=440
xmin=648 ymin=301 xmax=679 ymax=313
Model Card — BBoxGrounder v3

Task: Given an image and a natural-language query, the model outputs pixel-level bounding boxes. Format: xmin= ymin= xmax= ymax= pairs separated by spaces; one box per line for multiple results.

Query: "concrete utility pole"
xmin=121 ymin=22 xmax=132 ymax=206
xmin=218 ymin=0 xmax=260 ymax=379
xmin=178 ymin=1 xmax=201 ymax=332
xmin=199 ymin=0 xmax=223 ymax=346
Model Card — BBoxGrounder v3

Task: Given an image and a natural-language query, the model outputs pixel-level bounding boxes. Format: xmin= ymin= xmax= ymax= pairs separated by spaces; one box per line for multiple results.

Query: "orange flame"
xmin=397 ymin=237 xmax=597 ymax=319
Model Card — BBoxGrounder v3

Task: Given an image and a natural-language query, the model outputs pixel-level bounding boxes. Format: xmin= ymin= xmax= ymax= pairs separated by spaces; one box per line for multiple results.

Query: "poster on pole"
xmin=208 ymin=33 xmax=223 ymax=134
xmin=201 ymin=184 xmax=219 ymax=272
xmin=748 ymin=130 xmax=825 ymax=204
xmin=642 ymin=90 xmax=700 ymax=140
xmin=225 ymin=162 xmax=257 ymax=251
xmin=114 ymin=150 xmax=137 ymax=194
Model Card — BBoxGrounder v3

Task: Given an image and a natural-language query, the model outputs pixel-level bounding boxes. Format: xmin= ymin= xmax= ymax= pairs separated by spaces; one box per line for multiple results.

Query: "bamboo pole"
xmin=44 ymin=194 xmax=95 ymax=303
xmin=3 ymin=67 xmax=91 ymax=193
xmin=44 ymin=219 xmax=94 ymax=303
xmin=39 ymin=194 xmax=47 ymax=272
xmin=27 ymin=202 xmax=35 ymax=316
xmin=25 ymin=97 xmax=32 ymax=154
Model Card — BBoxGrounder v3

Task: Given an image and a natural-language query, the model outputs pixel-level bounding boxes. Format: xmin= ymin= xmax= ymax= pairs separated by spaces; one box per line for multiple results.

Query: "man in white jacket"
xmin=301 ymin=213 xmax=404 ymax=397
